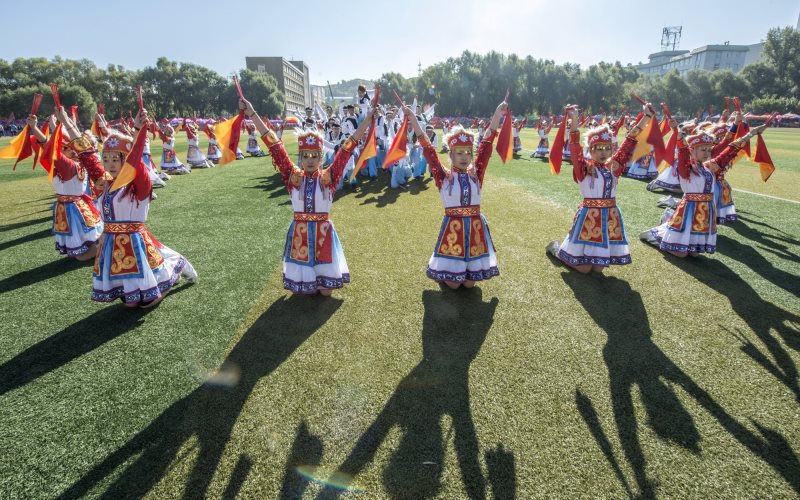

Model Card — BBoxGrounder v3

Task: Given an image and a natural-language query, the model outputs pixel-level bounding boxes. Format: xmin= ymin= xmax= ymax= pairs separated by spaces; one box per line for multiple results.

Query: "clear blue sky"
xmin=2 ymin=0 xmax=797 ymax=85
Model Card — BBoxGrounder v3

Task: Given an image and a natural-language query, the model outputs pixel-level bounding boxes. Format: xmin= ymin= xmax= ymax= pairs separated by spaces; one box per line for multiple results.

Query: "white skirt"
xmin=426 ymin=214 xmax=499 ymax=282
xmin=282 ymin=220 xmax=350 ymax=293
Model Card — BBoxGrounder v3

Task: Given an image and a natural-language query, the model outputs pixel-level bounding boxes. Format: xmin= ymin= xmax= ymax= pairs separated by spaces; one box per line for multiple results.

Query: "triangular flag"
xmin=382 ymin=115 xmax=408 ymax=169
xmin=732 ymin=122 xmax=751 ymax=164
xmin=0 ymin=124 xmax=34 ymax=169
xmin=41 ymin=123 xmax=63 ymax=182
xmin=657 ymin=128 xmax=678 ymax=173
xmin=109 ymin=126 xmax=149 ymax=192
xmin=660 ymin=117 xmax=670 ymax=136
xmin=752 ymin=134 xmax=775 ymax=182
xmin=548 ymin=111 xmax=568 ymax=175
xmin=214 ymin=111 xmax=245 ymax=165
xmin=496 ymin=110 xmax=514 ymax=164
xmin=352 ymin=122 xmax=377 ymax=177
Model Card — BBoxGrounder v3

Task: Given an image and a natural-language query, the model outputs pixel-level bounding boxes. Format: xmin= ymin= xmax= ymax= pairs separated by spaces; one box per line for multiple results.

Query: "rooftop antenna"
xmin=661 ymin=26 xmax=682 ymax=51
xmin=418 ymin=61 xmax=422 ymax=76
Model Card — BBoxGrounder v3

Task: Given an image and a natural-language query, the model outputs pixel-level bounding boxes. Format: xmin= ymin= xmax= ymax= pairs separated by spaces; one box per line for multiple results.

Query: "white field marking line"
xmin=732 ymin=188 xmax=800 ymax=205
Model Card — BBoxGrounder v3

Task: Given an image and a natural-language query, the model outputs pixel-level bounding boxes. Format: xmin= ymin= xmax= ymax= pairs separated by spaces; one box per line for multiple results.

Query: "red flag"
xmin=382 ymin=115 xmax=408 ymax=169
xmin=496 ymin=109 xmax=514 ymax=164
xmin=214 ymin=111 xmax=245 ymax=165
xmin=40 ymin=122 xmax=63 ymax=181
xmin=352 ymin=124 xmax=377 ymax=176
xmin=548 ymin=109 xmax=569 ymax=175
xmin=658 ymin=128 xmax=678 ymax=173
xmin=660 ymin=117 xmax=670 ymax=136
xmin=732 ymin=122 xmax=751 ymax=163
xmin=752 ymin=134 xmax=775 ymax=182
xmin=109 ymin=126 xmax=149 ymax=191
xmin=646 ymin=115 xmax=667 ymax=167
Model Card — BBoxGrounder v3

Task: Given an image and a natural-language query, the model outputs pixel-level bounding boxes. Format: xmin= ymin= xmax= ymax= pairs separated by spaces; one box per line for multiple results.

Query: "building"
xmin=636 ymin=43 xmax=764 ymax=78
xmin=245 ymin=57 xmax=311 ymax=114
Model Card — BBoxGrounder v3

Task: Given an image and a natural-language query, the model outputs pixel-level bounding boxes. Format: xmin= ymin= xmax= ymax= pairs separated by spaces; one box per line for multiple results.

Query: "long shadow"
xmin=662 ymin=255 xmax=800 ymax=403
xmin=564 ymin=273 xmax=800 ymax=498
xmin=360 ymin=177 xmax=433 ymax=209
xmin=247 ymin=173 xmax=291 ymax=199
xmin=59 ymin=294 xmax=341 ymax=499
xmin=715 ymin=234 xmax=800 ymax=297
xmin=722 ymin=217 xmax=800 ymax=265
xmin=280 ymin=420 xmax=324 ymax=500
xmin=0 ymin=304 xmax=157 ymax=396
xmin=0 ymin=258 xmax=91 ymax=295
xmin=0 ymin=215 xmax=51 ymax=233
xmin=0 ymin=228 xmax=51 ymax=252
xmin=317 ymin=288 xmax=515 ymax=499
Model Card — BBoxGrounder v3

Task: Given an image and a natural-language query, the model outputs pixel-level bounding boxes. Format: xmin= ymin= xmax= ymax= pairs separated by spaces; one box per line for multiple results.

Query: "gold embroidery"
xmin=693 ymin=203 xmax=710 ymax=232
xmin=438 ymin=220 xmax=464 ymax=256
xmin=470 ymin=218 xmax=487 ymax=256
xmin=141 ymin=231 xmax=164 ymax=270
xmin=93 ymin=235 xmax=104 ymax=275
xmin=111 ymin=234 xmax=139 ymax=275
xmin=317 ymin=221 xmax=329 ymax=250
xmin=54 ymin=203 xmax=69 ymax=233
xmin=76 ymin=199 xmax=100 ymax=228
xmin=608 ymin=208 xmax=622 ymax=240
xmin=579 ymin=209 xmax=603 ymax=241
xmin=291 ymin=222 xmax=309 ymax=261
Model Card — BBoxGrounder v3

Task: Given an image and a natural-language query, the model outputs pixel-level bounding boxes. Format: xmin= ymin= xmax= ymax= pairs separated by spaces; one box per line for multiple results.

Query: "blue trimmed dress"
xmin=625 ymin=149 xmax=658 ymax=179
xmin=648 ymin=167 xmax=717 ymax=254
xmin=265 ymin=135 xmax=355 ymax=294
xmin=92 ymin=186 xmax=190 ymax=304
xmin=423 ymin=132 xmax=499 ymax=283
xmin=51 ymin=158 xmax=103 ymax=257
xmin=558 ymin=167 xmax=632 ymax=267
xmin=651 ymin=159 xmax=682 ymax=193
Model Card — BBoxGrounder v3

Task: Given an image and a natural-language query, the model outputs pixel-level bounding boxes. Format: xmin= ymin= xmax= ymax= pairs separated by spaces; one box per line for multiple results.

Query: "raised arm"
xmin=54 ymin=105 xmax=106 ymax=182
xmin=405 ymin=105 xmax=447 ymax=189
xmin=241 ymin=98 xmax=296 ymax=184
xmin=567 ymin=108 xmax=588 ymax=182
xmin=474 ymin=101 xmax=507 ymax=184
xmin=705 ymin=121 xmax=766 ymax=175
xmin=328 ymin=107 xmax=375 ymax=186
xmin=607 ymin=104 xmax=653 ymax=176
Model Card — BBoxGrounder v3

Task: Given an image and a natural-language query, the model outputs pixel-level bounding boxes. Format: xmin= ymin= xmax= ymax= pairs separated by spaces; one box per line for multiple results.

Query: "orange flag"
xmin=631 ymin=114 xmax=666 ymax=167
xmin=548 ymin=109 xmax=569 ymax=175
xmin=495 ymin=110 xmax=513 ymax=164
xmin=382 ymin=115 xmax=408 ymax=169
xmin=352 ymin=123 xmax=377 ymax=177
xmin=0 ymin=125 xmax=34 ymax=169
xmin=752 ymin=134 xmax=775 ymax=182
xmin=109 ymin=126 xmax=149 ymax=191
xmin=657 ymin=128 xmax=678 ymax=173
xmin=40 ymin=123 xmax=63 ymax=182
xmin=214 ymin=111 xmax=245 ymax=165
xmin=732 ymin=122 xmax=751 ymax=164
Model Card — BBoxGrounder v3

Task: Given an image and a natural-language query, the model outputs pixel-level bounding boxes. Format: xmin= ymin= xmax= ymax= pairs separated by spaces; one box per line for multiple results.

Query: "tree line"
xmin=377 ymin=27 xmax=800 ymax=117
xmin=0 ymin=57 xmax=285 ymax=124
xmin=1 ymin=26 xmax=797 ymax=123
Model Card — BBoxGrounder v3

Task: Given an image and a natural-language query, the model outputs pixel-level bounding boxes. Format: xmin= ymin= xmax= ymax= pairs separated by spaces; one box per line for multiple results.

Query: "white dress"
xmin=51 ymin=157 xmax=103 ymax=256
xmin=92 ymin=186 xmax=191 ymax=304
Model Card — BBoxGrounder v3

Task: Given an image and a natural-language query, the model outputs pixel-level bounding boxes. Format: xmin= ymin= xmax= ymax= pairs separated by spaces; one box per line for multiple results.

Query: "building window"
xmin=258 ymin=65 xmax=265 ymax=73
xmin=713 ymin=63 xmax=719 ymax=70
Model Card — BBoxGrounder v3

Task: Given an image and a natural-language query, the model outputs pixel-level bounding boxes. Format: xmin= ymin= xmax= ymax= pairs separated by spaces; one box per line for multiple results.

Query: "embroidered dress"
xmin=159 ymin=134 xmax=190 ymax=174
xmin=92 ymin=184 xmax=190 ymax=304
xmin=651 ymin=159 xmax=682 ymax=193
xmin=625 ymin=149 xmax=658 ymax=179
xmin=533 ymin=128 xmax=550 ymax=158
xmin=424 ymin=130 xmax=499 ymax=283
xmin=185 ymin=125 xmax=211 ymax=168
xmin=206 ymin=138 xmax=222 ymax=163
xmin=246 ymin=133 xmax=265 ymax=156
xmin=647 ymin=141 xmax=740 ymax=254
xmin=715 ymin=176 xmax=737 ymax=223
xmin=51 ymin=152 xmax=105 ymax=256
xmin=264 ymin=134 xmax=356 ymax=294
xmin=557 ymin=130 xmax=637 ymax=267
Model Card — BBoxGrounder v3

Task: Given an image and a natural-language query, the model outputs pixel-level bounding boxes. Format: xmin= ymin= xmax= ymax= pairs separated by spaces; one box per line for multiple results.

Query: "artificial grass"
xmin=0 ymin=130 xmax=798 ymax=498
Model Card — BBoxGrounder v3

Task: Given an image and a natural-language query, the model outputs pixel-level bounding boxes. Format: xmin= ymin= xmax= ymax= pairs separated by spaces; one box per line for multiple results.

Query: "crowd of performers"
xmin=5 ymin=84 xmax=773 ymax=304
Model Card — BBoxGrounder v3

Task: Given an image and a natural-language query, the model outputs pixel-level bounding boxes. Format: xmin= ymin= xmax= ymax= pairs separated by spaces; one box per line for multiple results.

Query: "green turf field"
xmin=0 ymin=128 xmax=798 ymax=498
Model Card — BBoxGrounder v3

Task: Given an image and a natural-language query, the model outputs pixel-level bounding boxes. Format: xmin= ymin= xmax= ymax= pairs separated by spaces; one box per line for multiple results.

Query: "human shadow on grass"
xmin=0 ymin=215 xmax=51 ymax=233
xmin=0 ymin=257 xmax=91 ymax=295
xmin=315 ymin=288 xmax=515 ymax=500
xmin=0 ymin=287 xmax=192 ymax=397
xmin=0 ymin=228 xmax=51 ymax=252
xmin=59 ymin=294 xmax=341 ymax=499
xmin=721 ymin=215 xmax=800 ymax=266
xmin=280 ymin=420 xmax=325 ymax=499
xmin=715 ymin=233 xmax=800 ymax=297
xmin=662 ymin=254 xmax=800 ymax=403
xmin=564 ymin=273 xmax=800 ymax=498
xmin=360 ymin=177 xmax=433 ymax=209
xmin=247 ymin=173 xmax=291 ymax=199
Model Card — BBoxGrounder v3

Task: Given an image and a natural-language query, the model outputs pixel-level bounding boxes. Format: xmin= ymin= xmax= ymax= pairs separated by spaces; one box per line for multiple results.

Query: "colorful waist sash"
xmin=684 ymin=193 xmax=713 ymax=202
xmin=56 ymin=195 xmax=82 ymax=203
xmin=582 ymin=198 xmax=616 ymax=208
xmin=104 ymin=222 xmax=146 ymax=234
xmin=294 ymin=212 xmax=329 ymax=222
xmin=445 ymin=206 xmax=481 ymax=217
